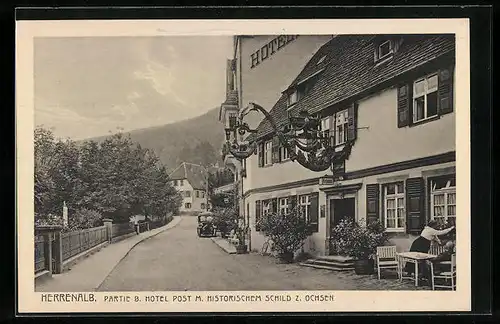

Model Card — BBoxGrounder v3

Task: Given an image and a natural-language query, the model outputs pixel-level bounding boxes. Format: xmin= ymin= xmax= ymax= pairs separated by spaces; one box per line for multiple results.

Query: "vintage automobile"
xmin=197 ymin=212 xmax=216 ymax=237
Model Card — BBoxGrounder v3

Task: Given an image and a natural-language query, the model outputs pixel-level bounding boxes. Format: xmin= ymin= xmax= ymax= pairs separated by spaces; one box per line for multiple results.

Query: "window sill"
xmin=410 ymin=115 xmax=440 ymax=127
xmin=374 ymin=54 xmax=394 ymax=67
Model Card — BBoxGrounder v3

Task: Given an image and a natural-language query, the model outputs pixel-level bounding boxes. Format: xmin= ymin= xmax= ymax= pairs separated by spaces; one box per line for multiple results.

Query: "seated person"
xmin=404 ymin=220 xmax=455 ymax=275
xmin=421 ymin=240 xmax=455 ymax=279
xmin=430 ymin=240 xmax=455 ymax=271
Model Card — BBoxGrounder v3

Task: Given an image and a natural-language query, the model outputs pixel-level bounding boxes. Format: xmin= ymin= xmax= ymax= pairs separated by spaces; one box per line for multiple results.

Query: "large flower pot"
xmin=236 ymin=245 xmax=248 ymax=254
xmin=278 ymin=252 xmax=294 ymax=263
xmin=353 ymin=259 xmax=375 ymax=275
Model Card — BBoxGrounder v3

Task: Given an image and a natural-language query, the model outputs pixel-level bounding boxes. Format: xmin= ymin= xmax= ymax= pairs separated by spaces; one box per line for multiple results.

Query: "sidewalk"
xmin=210 ymin=237 xmax=237 ymax=254
xmin=35 ymin=216 xmax=182 ymax=292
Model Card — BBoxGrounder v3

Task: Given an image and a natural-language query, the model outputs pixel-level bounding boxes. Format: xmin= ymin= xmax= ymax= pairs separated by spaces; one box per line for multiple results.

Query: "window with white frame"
xmin=299 ymin=195 xmax=311 ymax=222
xmin=195 ymin=190 xmax=200 ymax=198
xmin=384 ymin=182 xmax=405 ymax=231
xmin=320 ymin=117 xmax=330 ymax=139
xmin=201 ymin=191 xmax=205 ymax=198
xmin=180 ymin=179 xmax=184 ymax=186
xmin=279 ymin=146 xmax=289 ymax=161
xmin=413 ymin=73 xmax=439 ymax=122
xmin=262 ymin=200 xmax=271 ymax=216
xmin=264 ymin=140 xmax=273 ymax=166
xmin=279 ymin=197 xmax=290 ymax=215
xmin=430 ymin=176 xmax=456 ymax=226
xmin=377 ymin=40 xmax=393 ymax=61
xmin=288 ymin=90 xmax=298 ymax=106
xmin=184 ymin=203 xmax=191 ymax=209
xmin=335 ymin=109 xmax=349 ymax=145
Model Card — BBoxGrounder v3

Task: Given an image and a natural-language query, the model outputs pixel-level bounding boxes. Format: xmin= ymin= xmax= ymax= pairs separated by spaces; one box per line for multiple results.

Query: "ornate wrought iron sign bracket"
xmin=224 ymin=102 xmax=355 ymax=175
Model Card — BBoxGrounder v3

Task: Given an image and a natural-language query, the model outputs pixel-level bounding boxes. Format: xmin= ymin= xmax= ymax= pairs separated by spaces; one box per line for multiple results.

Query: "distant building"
xmin=169 ymin=162 xmax=209 ymax=214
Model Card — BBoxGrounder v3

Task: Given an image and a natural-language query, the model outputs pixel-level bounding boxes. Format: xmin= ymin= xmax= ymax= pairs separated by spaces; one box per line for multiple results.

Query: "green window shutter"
xmin=347 ymin=102 xmax=358 ymax=141
xmin=366 ymin=184 xmax=380 ymax=225
xmin=308 ymin=192 xmax=319 ymax=233
xmin=255 ymin=200 xmax=261 ymax=231
xmin=397 ymin=84 xmax=411 ymax=127
xmin=438 ymin=65 xmax=454 ymax=115
xmin=406 ymin=177 xmax=425 ymax=234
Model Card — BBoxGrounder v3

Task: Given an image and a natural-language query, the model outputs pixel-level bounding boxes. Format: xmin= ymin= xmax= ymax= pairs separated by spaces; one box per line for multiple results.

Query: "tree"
xmin=34 ymin=127 xmax=182 ymax=228
xmin=34 ymin=127 xmax=81 ymax=217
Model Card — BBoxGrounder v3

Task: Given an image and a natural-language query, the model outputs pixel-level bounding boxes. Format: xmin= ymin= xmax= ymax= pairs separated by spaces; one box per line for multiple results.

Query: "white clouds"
xmin=133 ymin=61 xmax=188 ymax=107
xmin=34 ymin=36 xmax=233 ymax=140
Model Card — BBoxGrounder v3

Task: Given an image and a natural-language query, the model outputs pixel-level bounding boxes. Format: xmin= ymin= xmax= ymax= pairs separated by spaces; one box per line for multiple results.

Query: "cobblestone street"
xmin=98 ymin=216 xmax=428 ymax=291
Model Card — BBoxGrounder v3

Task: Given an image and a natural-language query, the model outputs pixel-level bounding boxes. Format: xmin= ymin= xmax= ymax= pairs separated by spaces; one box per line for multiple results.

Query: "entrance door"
xmin=329 ymin=197 xmax=356 ymax=255
xmin=330 ymin=198 xmax=356 ymax=229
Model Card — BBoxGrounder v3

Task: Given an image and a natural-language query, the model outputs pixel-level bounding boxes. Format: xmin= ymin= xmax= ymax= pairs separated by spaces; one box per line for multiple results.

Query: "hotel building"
xmin=220 ymin=34 xmax=456 ymax=256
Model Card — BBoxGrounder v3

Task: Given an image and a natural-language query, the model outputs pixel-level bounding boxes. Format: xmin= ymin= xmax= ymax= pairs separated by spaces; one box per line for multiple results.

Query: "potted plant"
xmin=259 ymin=206 xmax=311 ymax=263
xmin=330 ymin=218 xmax=388 ymax=275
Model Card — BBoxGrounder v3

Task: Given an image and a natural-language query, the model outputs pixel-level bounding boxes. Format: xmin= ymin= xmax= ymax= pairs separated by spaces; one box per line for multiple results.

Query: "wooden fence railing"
xmin=34 ymin=235 xmax=46 ymax=273
xmin=35 ymin=215 xmax=175 ymax=275
xmin=61 ymin=226 xmax=108 ymax=261
xmin=111 ymin=222 xmax=135 ymax=238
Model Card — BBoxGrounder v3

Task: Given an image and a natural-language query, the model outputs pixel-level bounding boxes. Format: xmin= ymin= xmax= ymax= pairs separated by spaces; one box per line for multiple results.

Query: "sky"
xmin=34 ymin=36 xmax=233 ymax=140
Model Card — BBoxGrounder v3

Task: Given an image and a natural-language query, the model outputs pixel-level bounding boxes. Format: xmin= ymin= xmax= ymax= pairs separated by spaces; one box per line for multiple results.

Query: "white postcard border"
xmin=16 ymin=18 xmax=471 ymax=313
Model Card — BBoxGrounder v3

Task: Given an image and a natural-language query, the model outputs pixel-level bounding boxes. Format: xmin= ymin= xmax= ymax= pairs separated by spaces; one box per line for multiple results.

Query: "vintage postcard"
xmin=16 ymin=18 xmax=471 ymax=313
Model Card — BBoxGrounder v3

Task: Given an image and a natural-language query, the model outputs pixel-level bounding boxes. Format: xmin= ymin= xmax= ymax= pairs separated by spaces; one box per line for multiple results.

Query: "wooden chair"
xmin=429 ymin=243 xmax=446 ymax=256
xmin=430 ymin=253 xmax=456 ymax=290
xmin=376 ymin=246 xmax=399 ymax=280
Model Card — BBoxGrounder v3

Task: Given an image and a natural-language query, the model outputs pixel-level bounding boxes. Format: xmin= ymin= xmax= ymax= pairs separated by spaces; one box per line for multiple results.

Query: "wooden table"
xmin=397 ymin=252 xmax=436 ymax=287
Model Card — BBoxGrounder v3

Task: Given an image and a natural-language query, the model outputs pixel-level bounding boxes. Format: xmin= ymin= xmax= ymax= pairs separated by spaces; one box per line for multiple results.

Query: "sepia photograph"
xmin=16 ymin=19 xmax=471 ymax=313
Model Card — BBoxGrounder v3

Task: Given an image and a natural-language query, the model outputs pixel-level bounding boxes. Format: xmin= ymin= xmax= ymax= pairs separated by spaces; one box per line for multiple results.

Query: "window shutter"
xmin=255 ymin=200 xmax=261 ymax=231
xmin=332 ymin=160 xmax=346 ymax=179
xmin=308 ymin=193 xmax=319 ymax=233
xmin=438 ymin=65 xmax=454 ymax=115
xmin=366 ymin=184 xmax=380 ymax=225
xmin=406 ymin=177 xmax=425 ymax=234
xmin=329 ymin=115 xmax=336 ymax=146
xmin=347 ymin=103 xmax=358 ymax=141
xmin=397 ymin=84 xmax=411 ymax=127
xmin=258 ymin=142 xmax=264 ymax=167
xmin=272 ymin=136 xmax=280 ymax=163
xmin=271 ymin=198 xmax=278 ymax=214
xmin=288 ymin=195 xmax=297 ymax=210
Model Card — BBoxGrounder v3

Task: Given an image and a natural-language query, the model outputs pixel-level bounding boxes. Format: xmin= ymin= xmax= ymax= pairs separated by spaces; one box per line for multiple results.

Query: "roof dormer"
xmin=373 ymin=36 xmax=403 ymax=65
xmin=285 ymin=68 xmax=325 ymax=109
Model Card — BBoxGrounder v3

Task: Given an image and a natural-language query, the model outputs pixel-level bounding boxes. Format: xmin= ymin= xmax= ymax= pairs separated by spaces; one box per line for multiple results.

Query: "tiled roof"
xmin=168 ymin=162 xmax=208 ymax=190
xmin=255 ymin=34 xmax=455 ymax=139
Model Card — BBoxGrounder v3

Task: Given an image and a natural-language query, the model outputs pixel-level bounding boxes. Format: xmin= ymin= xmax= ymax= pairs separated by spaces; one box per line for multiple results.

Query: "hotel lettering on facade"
xmin=220 ymin=34 xmax=456 ymax=256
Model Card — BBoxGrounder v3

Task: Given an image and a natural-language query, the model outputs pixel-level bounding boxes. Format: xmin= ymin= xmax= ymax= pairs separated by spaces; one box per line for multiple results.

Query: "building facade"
xmin=219 ymin=35 xmax=335 ymax=249
xmin=169 ymin=162 xmax=209 ymax=214
xmin=221 ymin=34 xmax=456 ymax=256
